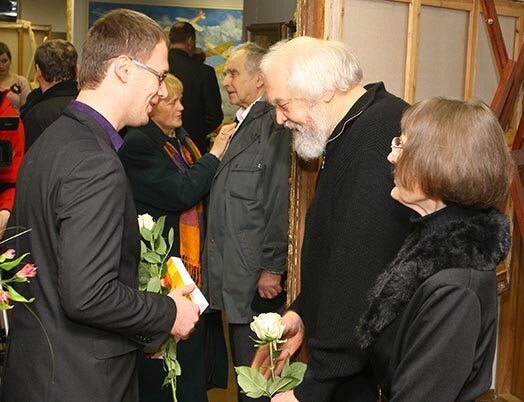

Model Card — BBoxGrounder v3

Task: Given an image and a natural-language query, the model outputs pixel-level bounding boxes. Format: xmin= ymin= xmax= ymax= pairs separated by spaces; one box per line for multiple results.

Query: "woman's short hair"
xmin=0 ymin=42 xmax=12 ymax=61
xmin=163 ymin=73 xmax=183 ymax=100
xmin=395 ymin=97 xmax=514 ymax=209
xmin=79 ymin=9 xmax=167 ymax=90
xmin=260 ymin=36 xmax=362 ymax=102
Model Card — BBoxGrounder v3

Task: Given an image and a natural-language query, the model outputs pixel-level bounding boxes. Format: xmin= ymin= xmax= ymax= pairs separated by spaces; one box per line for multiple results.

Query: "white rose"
xmin=250 ymin=312 xmax=285 ymax=342
xmin=138 ymin=213 xmax=155 ymax=230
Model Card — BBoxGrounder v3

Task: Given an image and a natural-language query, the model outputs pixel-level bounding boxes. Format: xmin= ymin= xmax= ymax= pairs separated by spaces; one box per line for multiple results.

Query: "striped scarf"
xmin=162 ymin=133 xmax=204 ymax=287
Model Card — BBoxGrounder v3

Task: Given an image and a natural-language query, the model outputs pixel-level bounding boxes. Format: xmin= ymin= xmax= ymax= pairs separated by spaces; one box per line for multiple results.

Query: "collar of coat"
xmin=356 ymin=204 xmax=511 ymax=349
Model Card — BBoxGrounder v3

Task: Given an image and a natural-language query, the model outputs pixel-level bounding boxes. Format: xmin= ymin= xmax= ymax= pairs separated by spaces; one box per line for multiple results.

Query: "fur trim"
xmin=356 ymin=208 xmax=511 ymax=349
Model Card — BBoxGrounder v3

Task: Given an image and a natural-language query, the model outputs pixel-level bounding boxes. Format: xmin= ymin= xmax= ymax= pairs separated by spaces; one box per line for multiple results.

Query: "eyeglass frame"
xmin=128 ymin=57 xmax=167 ymax=83
xmin=391 ymin=136 xmax=403 ymax=150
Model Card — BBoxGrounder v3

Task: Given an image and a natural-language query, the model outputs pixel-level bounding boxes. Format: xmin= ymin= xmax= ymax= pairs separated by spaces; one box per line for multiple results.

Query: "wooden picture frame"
xmin=245 ymin=21 xmax=296 ymax=48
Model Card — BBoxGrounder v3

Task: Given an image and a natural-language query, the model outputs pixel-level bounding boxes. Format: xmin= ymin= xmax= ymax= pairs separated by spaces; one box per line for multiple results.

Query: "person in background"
xmin=192 ymin=47 xmax=206 ymax=64
xmin=203 ymin=42 xmax=292 ymax=402
xmin=119 ymin=73 xmax=232 ymax=402
xmin=168 ymin=21 xmax=223 ymax=154
xmin=356 ymin=97 xmax=513 ymax=402
xmin=252 ymin=36 xmax=413 ymax=402
xmin=0 ymin=89 xmax=24 ymax=239
xmin=1 ymin=9 xmax=200 ymax=402
xmin=21 ymin=39 xmax=79 ymax=150
xmin=0 ymin=42 xmax=30 ymax=112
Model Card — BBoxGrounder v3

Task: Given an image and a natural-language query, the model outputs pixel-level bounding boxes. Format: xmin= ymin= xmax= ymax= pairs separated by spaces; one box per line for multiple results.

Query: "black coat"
xmin=21 ymin=80 xmax=78 ymax=151
xmin=290 ymin=83 xmax=414 ymax=402
xmin=357 ymin=206 xmax=511 ymax=402
xmin=118 ymin=119 xmax=219 ymax=256
xmin=1 ymin=105 xmax=176 ymax=402
xmin=168 ymin=48 xmax=223 ymax=154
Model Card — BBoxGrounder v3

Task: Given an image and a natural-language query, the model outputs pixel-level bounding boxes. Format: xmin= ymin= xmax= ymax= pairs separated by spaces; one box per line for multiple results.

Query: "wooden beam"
xmin=465 ymin=0 xmax=480 ymax=98
xmin=500 ymin=43 xmax=524 ymax=129
xmin=480 ymin=0 xmax=509 ymax=77
xmin=511 ymin=170 xmax=524 ymax=240
xmin=404 ymin=0 xmax=422 ymax=103
xmin=512 ymin=112 xmax=524 ymax=151
xmin=491 ymin=60 xmax=515 ymax=120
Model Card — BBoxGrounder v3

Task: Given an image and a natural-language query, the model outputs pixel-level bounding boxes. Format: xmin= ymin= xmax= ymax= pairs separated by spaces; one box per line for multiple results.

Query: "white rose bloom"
xmin=138 ymin=213 xmax=155 ymax=230
xmin=250 ymin=312 xmax=285 ymax=342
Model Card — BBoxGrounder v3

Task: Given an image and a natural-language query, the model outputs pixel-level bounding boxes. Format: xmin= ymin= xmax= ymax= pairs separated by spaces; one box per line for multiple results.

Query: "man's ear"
xmin=113 ymin=56 xmax=131 ymax=83
xmin=321 ymin=89 xmax=335 ymax=103
xmin=35 ymin=64 xmax=42 ymax=79
xmin=255 ymin=70 xmax=264 ymax=89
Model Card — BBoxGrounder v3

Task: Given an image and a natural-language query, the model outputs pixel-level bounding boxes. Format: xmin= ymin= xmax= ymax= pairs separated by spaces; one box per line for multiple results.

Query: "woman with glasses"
xmin=119 ymin=73 xmax=232 ymax=402
xmin=0 ymin=42 xmax=30 ymax=112
xmin=357 ymin=97 xmax=513 ymax=402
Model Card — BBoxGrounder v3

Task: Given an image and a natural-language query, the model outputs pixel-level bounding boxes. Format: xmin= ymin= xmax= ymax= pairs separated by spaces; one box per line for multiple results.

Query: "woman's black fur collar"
xmin=356 ymin=207 xmax=511 ymax=349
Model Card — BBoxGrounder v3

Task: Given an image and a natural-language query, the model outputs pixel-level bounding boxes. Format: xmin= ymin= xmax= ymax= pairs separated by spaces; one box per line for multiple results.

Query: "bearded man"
xmin=252 ymin=37 xmax=413 ymax=402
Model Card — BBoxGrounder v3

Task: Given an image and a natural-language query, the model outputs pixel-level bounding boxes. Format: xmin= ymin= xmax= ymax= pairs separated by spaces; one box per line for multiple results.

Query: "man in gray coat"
xmin=202 ymin=42 xmax=292 ymax=402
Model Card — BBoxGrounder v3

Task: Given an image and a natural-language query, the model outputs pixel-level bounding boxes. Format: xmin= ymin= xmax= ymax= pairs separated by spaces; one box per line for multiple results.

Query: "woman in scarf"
xmin=357 ymin=97 xmax=514 ymax=402
xmin=119 ymin=73 xmax=232 ymax=402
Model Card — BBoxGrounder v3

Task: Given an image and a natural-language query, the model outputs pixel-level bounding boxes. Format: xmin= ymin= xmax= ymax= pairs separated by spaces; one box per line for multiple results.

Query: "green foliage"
xmin=137 ymin=214 xmax=178 ymax=402
xmin=236 ymin=357 xmax=307 ymax=398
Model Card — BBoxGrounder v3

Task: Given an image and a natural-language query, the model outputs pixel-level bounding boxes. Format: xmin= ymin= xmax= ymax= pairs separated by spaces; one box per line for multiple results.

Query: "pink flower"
xmin=1 ymin=249 xmax=15 ymax=259
xmin=0 ymin=290 xmax=10 ymax=305
xmin=16 ymin=263 xmax=37 ymax=279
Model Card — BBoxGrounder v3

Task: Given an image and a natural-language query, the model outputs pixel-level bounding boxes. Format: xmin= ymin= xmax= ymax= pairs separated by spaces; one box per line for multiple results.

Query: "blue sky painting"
xmin=88 ymin=1 xmax=244 ymax=122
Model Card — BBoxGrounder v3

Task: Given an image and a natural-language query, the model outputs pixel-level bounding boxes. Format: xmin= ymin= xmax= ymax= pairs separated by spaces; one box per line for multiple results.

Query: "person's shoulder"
xmin=365 ymin=83 xmax=409 ymax=114
xmin=120 ymin=126 xmax=153 ymax=149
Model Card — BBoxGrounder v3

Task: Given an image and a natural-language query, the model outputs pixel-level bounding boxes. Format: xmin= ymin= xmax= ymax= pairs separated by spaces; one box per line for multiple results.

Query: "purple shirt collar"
xmin=70 ymin=100 xmax=123 ymax=151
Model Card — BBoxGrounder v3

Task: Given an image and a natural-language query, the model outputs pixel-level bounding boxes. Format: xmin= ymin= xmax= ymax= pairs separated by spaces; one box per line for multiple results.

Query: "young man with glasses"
xmin=1 ymin=9 xmax=200 ymax=402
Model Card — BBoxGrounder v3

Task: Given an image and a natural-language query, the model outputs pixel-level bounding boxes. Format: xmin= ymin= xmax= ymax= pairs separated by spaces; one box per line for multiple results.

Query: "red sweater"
xmin=0 ymin=92 xmax=25 ymax=211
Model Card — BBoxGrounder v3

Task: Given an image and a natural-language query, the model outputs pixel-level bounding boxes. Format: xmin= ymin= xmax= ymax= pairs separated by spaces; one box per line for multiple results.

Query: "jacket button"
xmin=210 ymin=239 xmax=215 ymax=244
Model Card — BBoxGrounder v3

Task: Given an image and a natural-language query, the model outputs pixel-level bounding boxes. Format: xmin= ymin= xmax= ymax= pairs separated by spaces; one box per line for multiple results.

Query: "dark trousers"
xmin=138 ymin=311 xmax=228 ymax=402
xmin=229 ymin=323 xmax=270 ymax=402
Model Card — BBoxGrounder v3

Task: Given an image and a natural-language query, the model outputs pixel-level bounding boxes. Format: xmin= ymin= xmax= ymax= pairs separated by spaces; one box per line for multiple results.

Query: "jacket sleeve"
xmin=260 ymin=122 xmax=291 ymax=272
xmin=56 ymin=152 xmax=176 ymax=349
xmin=389 ymin=285 xmax=482 ymax=402
xmin=119 ymin=128 xmax=220 ymax=212
xmin=201 ymin=65 xmax=224 ymax=135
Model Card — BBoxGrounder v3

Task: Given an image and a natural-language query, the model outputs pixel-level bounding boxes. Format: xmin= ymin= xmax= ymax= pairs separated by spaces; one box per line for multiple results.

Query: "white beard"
xmin=285 ymin=106 xmax=330 ymax=161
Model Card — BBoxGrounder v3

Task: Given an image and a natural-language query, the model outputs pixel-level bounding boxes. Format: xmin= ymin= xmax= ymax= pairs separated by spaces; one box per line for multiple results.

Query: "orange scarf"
xmin=163 ymin=135 xmax=204 ymax=287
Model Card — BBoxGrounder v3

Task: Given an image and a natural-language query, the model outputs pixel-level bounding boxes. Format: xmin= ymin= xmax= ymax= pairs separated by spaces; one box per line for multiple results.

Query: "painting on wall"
xmin=88 ymin=1 xmax=243 ymax=124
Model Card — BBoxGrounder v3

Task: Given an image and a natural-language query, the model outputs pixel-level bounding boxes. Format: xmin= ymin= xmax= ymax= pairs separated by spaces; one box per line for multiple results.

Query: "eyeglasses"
xmin=129 ymin=57 xmax=167 ymax=83
xmin=391 ymin=136 xmax=403 ymax=150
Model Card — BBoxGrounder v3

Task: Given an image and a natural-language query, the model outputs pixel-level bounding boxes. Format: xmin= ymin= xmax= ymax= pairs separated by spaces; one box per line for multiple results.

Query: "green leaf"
xmin=138 ymin=267 xmax=150 ymax=290
xmin=147 ymin=277 xmax=161 ymax=293
xmin=0 ymin=301 xmax=13 ymax=310
xmin=282 ymin=361 xmax=307 ymax=381
xmin=268 ymin=376 xmax=299 ymax=395
xmin=4 ymin=284 xmax=35 ymax=303
xmin=140 ymin=240 xmax=147 ymax=257
xmin=156 ymin=235 xmax=167 ymax=255
xmin=168 ymin=228 xmax=174 ymax=249
xmin=0 ymin=253 xmax=29 ymax=271
xmin=143 ymin=251 xmax=162 ymax=264
xmin=153 ymin=216 xmax=166 ymax=239
xmin=235 ymin=366 xmax=269 ymax=398
xmin=140 ymin=227 xmax=152 ymax=242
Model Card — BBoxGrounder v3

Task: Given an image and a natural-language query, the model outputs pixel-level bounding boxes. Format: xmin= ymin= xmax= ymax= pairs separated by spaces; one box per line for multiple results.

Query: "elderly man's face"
xmin=222 ymin=50 xmax=260 ymax=109
xmin=265 ymin=68 xmax=331 ymax=161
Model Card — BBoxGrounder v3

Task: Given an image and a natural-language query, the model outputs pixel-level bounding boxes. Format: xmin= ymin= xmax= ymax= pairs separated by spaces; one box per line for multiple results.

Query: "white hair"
xmin=260 ymin=36 xmax=363 ymax=102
